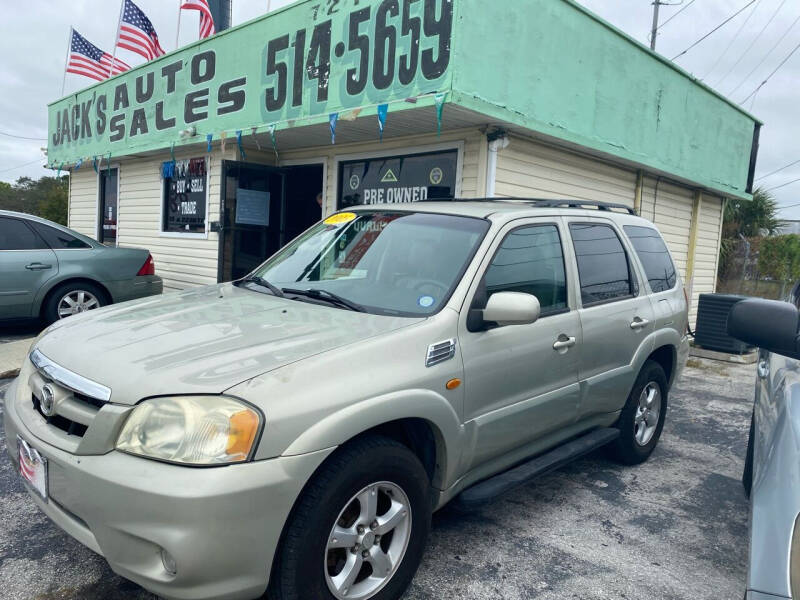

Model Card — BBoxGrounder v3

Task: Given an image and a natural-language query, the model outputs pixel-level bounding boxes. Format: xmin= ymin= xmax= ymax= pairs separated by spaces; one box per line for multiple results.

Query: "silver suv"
xmin=5 ymin=200 xmax=689 ymax=600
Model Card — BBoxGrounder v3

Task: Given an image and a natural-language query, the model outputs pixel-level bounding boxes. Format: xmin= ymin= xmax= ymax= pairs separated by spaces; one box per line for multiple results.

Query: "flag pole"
xmin=175 ymin=0 xmax=183 ymax=50
xmin=109 ymin=0 xmax=125 ymax=77
xmin=61 ymin=26 xmax=73 ymax=96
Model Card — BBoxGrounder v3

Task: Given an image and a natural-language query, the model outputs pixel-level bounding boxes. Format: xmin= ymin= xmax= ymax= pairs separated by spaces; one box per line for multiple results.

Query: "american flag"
xmin=181 ymin=0 xmax=216 ymax=39
xmin=66 ymin=29 xmax=130 ymax=82
xmin=117 ymin=0 xmax=165 ymax=61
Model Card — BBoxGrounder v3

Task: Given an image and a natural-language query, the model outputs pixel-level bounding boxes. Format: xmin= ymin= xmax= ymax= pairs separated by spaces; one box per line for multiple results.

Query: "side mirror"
xmin=481 ymin=292 xmax=541 ymax=328
xmin=728 ymin=298 xmax=800 ymax=359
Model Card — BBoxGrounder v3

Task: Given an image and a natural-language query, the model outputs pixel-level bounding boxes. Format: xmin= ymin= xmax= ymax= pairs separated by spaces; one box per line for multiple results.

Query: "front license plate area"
xmin=17 ymin=436 xmax=48 ymax=501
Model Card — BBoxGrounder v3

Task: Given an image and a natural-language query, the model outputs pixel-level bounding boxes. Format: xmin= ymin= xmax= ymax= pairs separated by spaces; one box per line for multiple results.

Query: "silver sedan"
xmin=0 ymin=210 xmax=162 ymax=324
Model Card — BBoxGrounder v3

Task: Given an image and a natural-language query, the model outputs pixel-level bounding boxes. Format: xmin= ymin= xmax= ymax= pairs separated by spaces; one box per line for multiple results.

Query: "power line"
xmin=756 ymin=158 xmax=800 ymax=182
xmin=777 ymin=201 xmax=800 ymax=211
xmin=714 ymin=0 xmax=789 ymax=88
xmin=0 ymin=130 xmax=47 ymax=141
xmin=671 ymin=1 xmax=758 ymax=61
xmin=702 ymin=0 xmax=764 ymax=81
xmin=658 ymin=0 xmax=699 ymax=30
xmin=740 ymin=38 xmax=800 ymax=103
xmin=765 ymin=177 xmax=800 ymax=193
xmin=0 ymin=158 xmax=44 ymax=175
xmin=728 ymin=11 xmax=800 ymax=96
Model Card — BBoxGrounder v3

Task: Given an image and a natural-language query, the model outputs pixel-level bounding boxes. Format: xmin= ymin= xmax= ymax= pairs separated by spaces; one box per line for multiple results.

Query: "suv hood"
xmin=34 ymin=284 xmax=421 ymax=405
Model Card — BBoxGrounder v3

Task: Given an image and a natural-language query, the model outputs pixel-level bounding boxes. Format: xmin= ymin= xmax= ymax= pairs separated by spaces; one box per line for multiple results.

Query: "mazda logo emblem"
xmin=40 ymin=384 xmax=56 ymax=417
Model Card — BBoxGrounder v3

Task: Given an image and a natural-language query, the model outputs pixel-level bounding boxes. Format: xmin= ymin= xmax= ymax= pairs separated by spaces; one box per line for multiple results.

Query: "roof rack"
xmin=423 ymin=197 xmax=638 ymax=216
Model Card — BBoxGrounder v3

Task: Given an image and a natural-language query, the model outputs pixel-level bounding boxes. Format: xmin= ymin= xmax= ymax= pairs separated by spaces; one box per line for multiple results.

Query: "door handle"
xmin=630 ymin=317 xmax=650 ymax=330
xmin=553 ymin=335 xmax=576 ymax=351
xmin=25 ymin=263 xmax=52 ymax=271
xmin=757 ymin=359 xmax=769 ymax=380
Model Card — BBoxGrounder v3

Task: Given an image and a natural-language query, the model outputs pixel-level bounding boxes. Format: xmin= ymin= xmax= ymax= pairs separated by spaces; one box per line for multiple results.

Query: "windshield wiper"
xmin=282 ymin=287 xmax=365 ymax=312
xmin=238 ymin=276 xmax=285 ymax=297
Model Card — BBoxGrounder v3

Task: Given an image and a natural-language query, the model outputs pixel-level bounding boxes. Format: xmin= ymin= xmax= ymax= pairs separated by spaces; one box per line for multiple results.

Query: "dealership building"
xmin=47 ymin=0 xmax=760 ymax=325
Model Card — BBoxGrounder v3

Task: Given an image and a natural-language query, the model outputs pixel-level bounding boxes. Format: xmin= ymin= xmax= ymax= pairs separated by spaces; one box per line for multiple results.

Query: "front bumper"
xmin=4 ymin=376 xmax=333 ymax=600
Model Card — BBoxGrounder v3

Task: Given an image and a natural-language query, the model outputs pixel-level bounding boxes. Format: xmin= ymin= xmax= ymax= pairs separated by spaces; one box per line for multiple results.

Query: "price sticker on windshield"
xmin=324 ymin=212 xmax=357 ymax=225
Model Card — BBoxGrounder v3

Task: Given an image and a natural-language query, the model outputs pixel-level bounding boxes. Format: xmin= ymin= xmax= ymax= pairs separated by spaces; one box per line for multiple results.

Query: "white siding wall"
xmin=68 ymin=168 xmax=98 ymax=238
xmin=494 ymin=136 xmax=637 ymax=206
xmin=640 ymin=178 xmax=694 ymax=280
xmin=116 ymin=151 xmax=229 ymax=291
xmin=690 ymin=195 xmax=724 ymax=326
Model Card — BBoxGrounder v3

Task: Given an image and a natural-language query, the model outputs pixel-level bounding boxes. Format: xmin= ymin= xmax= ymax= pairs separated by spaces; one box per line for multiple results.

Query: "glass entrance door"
xmin=219 ymin=162 xmax=285 ymax=282
xmin=99 ymin=168 xmax=118 ymax=246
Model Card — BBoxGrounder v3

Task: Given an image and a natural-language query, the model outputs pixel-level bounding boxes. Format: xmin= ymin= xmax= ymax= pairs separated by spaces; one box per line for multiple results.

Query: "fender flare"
xmin=282 ymin=389 xmax=464 ymax=490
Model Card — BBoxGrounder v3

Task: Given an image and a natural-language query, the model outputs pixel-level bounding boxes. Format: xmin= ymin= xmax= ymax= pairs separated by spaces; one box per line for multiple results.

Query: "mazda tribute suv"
xmin=5 ymin=199 xmax=689 ymax=600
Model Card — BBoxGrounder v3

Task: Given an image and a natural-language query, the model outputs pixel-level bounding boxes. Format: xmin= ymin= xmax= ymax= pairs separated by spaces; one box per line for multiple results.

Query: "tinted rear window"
xmin=29 ymin=221 xmax=91 ymax=249
xmin=624 ymin=225 xmax=677 ymax=293
xmin=570 ymin=223 xmax=636 ymax=306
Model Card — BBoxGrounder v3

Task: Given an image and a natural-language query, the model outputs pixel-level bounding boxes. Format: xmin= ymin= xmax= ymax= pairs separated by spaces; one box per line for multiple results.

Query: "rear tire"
xmin=267 ymin=435 xmax=431 ymax=600
xmin=43 ymin=281 xmax=107 ymax=324
xmin=611 ymin=360 xmax=668 ymax=465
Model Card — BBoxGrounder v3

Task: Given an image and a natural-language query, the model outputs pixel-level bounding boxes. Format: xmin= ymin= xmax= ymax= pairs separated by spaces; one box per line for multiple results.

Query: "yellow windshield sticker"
xmin=324 ymin=212 xmax=357 ymax=225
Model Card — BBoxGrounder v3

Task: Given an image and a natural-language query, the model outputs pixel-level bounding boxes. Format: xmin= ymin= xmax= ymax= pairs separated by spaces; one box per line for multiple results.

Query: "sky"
xmin=1 ymin=0 xmax=799 ymax=217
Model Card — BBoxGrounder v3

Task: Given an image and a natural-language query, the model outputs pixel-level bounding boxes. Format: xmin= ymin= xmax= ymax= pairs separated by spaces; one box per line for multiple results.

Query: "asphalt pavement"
xmin=0 ymin=357 xmax=753 ymax=600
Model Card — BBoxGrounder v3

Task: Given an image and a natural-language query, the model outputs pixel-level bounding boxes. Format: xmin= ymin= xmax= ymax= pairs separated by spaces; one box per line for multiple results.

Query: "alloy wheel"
xmin=634 ymin=381 xmax=662 ymax=446
xmin=324 ymin=481 xmax=412 ymax=600
xmin=57 ymin=290 xmax=100 ymax=318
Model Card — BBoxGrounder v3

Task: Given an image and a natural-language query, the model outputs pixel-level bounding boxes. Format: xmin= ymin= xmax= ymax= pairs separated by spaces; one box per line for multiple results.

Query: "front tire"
xmin=611 ymin=360 xmax=669 ymax=465
xmin=267 ymin=435 xmax=431 ymax=600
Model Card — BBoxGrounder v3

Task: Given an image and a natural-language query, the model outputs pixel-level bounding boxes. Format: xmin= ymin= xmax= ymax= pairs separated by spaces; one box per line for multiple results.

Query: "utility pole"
xmin=650 ymin=0 xmax=662 ymax=50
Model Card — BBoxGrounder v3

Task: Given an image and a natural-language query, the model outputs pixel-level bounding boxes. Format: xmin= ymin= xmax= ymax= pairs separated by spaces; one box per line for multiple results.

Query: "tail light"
xmin=137 ymin=253 xmax=155 ymax=276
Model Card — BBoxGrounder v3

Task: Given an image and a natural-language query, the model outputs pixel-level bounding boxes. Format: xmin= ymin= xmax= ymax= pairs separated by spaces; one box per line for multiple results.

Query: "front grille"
xmin=31 ymin=394 xmax=89 ymax=437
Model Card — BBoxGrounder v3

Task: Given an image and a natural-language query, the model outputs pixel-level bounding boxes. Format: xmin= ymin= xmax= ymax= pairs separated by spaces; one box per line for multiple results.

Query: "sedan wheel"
xmin=325 ymin=482 xmax=412 ymax=600
xmin=57 ymin=290 xmax=100 ymax=318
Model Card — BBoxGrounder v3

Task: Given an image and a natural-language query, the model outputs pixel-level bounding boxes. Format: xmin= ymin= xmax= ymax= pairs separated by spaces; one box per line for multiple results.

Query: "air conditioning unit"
xmin=694 ymin=293 xmax=753 ymax=354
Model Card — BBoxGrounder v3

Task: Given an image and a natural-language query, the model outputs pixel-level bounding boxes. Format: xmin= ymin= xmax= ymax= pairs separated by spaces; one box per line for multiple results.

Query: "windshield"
xmin=252 ymin=211 xmax=489 ymax=316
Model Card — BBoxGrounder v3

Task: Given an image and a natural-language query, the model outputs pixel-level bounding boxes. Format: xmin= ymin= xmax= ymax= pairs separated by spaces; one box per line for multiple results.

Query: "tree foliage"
xmin=758 ymin=235 xmax=800 ymax=283
xmin=0 ymin=175 xmax=68 ymax=225
xmin=718 ymin=187 xmax=783 ymax=280
xmin=723 ymin=187 xmax=782 ymax=239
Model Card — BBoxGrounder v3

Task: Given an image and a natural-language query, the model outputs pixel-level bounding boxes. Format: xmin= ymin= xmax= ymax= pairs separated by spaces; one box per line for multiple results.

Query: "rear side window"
xmin=29 ymin=221 xmax=91 ymax=249
xmin=570 ymin=223 xmax=636 ymax=306
xmin=624 ymin=225 xmax=677 ymax=293
xmin=484 ymin=224 xmax=568 ymax=316
xmin=0 ymin=217 xmax=47 ymax=250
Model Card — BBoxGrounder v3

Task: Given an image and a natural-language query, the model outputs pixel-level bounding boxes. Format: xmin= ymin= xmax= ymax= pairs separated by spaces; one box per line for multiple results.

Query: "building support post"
xmin=686 ymin=190 xmax=703 ymax=321
xmin=634 ymin=170 xmax=644 ymax=215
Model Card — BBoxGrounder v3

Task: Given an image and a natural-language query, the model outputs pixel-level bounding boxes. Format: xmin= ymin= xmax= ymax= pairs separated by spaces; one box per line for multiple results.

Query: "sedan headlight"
xmin=116 ymin=396 xmax=261 ymax=465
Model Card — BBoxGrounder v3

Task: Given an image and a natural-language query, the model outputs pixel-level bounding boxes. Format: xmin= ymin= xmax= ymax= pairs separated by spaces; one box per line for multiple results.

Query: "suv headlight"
xmin=116 ymin=396 xmax=262 ymax=465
